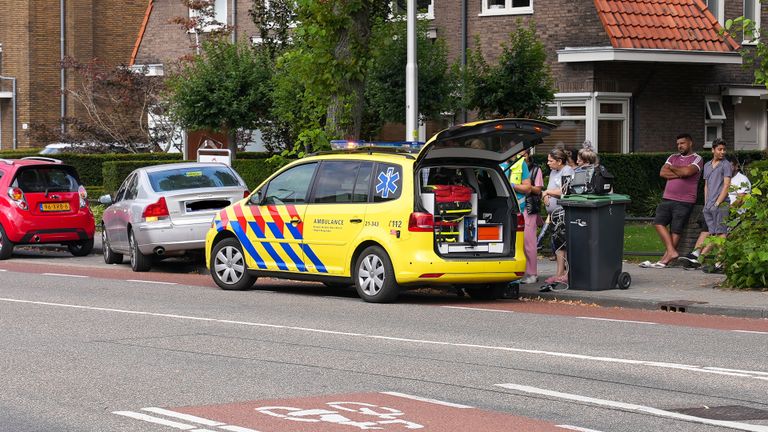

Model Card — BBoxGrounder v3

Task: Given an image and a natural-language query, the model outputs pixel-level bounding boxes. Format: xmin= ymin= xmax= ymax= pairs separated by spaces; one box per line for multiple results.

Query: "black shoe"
xmin=679 ymin=253 xmax=700 ymax=264
xmin=539 ymin=285 xmax=552 ymax=293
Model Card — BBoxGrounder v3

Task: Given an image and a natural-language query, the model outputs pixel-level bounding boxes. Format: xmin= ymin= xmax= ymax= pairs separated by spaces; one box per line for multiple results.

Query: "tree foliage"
xmin=365 ymin=19 xmax=455 ymax=131
xmin=165 ymin=37 xmax=273 ymax=151
xmin=28 ymin=58 xmax=169 ymax=153
xmin=464 ymin=21 xmax=555 ymax=119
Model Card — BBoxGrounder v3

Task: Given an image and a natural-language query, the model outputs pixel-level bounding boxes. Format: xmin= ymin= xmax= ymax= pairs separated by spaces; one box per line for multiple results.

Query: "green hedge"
xmin=101 ymin=157 xmax=288 ymax=194
xmin=532 ymin=150 xmax=766 ymax=216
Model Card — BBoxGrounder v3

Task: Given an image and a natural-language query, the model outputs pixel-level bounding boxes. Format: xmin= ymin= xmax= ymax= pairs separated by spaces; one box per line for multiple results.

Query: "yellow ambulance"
xmin=205 ymin=118 xmax=554 ymax=302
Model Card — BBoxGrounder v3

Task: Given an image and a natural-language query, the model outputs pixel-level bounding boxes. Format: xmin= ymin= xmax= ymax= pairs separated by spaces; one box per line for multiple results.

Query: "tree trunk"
xmin=326 ymin=3 xmax=371 ymax=140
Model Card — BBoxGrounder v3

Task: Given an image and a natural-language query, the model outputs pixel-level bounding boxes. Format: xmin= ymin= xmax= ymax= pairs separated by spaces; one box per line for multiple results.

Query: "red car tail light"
xmin=243 ymin=190 xmax=251 ymax=199
xmin=142 ymin=197 xmax=169 ymax=221
xmin=408 ymin=212 xmax=434 ymax=232
xmin=516 ymin=213 xmax=525 ymax=232
xmin=7 ymin=187 xmax=28 ymax=210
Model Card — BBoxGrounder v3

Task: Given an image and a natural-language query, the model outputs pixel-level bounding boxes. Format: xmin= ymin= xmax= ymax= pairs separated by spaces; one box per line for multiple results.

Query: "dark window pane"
xmin=313 ymin=161 xmax=361 ymax=204
xmin=512 ymin=0 xmax=530 ymax=7
xmin=598 ymin=119 xmax=623 ymax=153
xmin=353 ymin=162 xmax=373 ymax=203
xmin=264 ymin=163 xmax=317 ymax=204
xmin=148 ymin=166 xmax=241 ymax=192
xmin=600 ymin=103 xmax=623 ymax=114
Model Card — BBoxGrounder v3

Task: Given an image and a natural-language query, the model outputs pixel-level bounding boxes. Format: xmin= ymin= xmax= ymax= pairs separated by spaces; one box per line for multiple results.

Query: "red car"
xmin=0 ymin=157 xmax=95 ymax=259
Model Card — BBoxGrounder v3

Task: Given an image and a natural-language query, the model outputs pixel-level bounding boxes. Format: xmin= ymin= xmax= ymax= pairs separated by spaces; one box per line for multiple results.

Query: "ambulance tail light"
xmin=143 ymin=197 xmax=169 ymax=222
xmin=408 ymin=212 xmax=434 ymax=232
xmin=517 ymin=213 xmax=525 ymax=232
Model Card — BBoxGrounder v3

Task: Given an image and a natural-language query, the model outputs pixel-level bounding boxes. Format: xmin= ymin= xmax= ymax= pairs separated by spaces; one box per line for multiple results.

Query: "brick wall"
xmin=0 ymin=0 xmax=145 ymax=149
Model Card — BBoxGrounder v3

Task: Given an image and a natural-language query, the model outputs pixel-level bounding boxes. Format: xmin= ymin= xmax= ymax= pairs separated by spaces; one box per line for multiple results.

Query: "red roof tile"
xmin=594 ymin=0 xmax=740 ymax=52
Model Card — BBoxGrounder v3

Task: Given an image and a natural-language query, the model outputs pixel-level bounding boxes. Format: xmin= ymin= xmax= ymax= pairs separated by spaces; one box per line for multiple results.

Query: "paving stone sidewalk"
xmin=520 ymin=258 xmax=768 ymax=319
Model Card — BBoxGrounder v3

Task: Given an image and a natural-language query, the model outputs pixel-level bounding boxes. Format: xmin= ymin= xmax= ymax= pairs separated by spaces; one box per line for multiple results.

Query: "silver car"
xmin=99 ymin=162 xmax=249 ymax=272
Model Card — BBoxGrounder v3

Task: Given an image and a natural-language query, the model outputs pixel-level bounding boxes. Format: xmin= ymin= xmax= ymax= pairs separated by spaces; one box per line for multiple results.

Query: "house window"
xmin=542 ymin=97 xmax=588 ymax=154
xmin=392 ymin=0 xmax=435 ymax=19
xmin=480 ymin=0 xmax=533 ymax=16
xmin=596 ymin=98 xmax=629 ymax=153
xmin=743 ymin=0 xmax=761 ymax=44
xmin=705 ymin=96 xmax=725 ymax=148
xmin=706 ymin=0 xmax=724 ymax=25
xmin=190 ymin=0 xmax=228 ymax=31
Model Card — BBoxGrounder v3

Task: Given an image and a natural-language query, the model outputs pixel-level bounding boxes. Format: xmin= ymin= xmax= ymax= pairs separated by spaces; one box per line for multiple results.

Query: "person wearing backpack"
xmin=518 ymin=150 xmax=544 ymax=284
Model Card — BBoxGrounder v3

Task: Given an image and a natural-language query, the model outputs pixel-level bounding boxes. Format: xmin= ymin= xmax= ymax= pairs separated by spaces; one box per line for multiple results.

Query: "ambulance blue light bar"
xmin=330 ymin=140 xmax=424 ymax=151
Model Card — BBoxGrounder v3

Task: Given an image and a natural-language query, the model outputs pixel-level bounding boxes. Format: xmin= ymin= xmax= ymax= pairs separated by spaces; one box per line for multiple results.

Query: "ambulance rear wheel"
xmin=211 ymin=237 xmax=257 ymax=291
xmin=354 ymin=246 xmax=399 ymax=303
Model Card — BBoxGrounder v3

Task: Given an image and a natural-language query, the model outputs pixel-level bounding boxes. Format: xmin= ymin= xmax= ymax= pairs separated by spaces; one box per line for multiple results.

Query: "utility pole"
xmin=405 ymin=0 xmax=418 ymax=143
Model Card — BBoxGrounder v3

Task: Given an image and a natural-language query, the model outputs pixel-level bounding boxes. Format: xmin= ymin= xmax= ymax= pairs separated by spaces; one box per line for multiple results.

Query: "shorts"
xmin=653 ymin=199 xmax=694 ymax=234
xmin=703 ymin=204 xmax=729 ymax=235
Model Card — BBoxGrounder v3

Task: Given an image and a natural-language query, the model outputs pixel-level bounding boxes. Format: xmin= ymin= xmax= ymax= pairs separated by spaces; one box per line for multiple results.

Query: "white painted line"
xmin=442 ymin=306 xmax=515 ymax=313
xmin=41 ymin=273 xmax=88 ymax=278
xmin=0 ymin=269 xmax=7 ymax=272
xmin=496 ymin=384 xmax=768 ymax=432
xmin=3 ymin=297 xmax=767 ymax=382
xmin=125 ymin=279 xmax=177 ymax=285
xmin=704 ymin=367 xmax=768 ymax=376
xmin=381 ymin=391 xmax=473 ymax=408
xmin=190 ymin=429 xmax=217 ymax=432
xmin=113 ymin=411 xmax=194 ymax=429
xmin=733 ymin=330 xmax=768 ymax=335
xmin=557 ymin=425 xmax=605 ymax=432
xmin=142 ymin=407 xmax=224 ymax=426
xmin=220 ymin=426 xmax=262 ymax=432
xmin=576 ymin=317 xmax=656 ymax=325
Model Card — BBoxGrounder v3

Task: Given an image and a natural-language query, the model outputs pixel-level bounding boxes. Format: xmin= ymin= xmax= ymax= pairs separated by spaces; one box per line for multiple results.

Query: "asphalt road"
xmin=1 ymin=248 xmax=767 ymax=432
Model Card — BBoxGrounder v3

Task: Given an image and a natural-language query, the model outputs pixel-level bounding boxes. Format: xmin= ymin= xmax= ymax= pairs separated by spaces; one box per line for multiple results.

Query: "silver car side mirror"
xmin=98 ymin=194 xmax=113 ymax=205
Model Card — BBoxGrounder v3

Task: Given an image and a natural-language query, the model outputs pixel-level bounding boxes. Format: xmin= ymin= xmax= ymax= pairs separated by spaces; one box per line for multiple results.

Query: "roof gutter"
xmin=558 ymin=47 xmax=743 ymax=65
xmin=60 ymin=0 xmax=66 ymax=133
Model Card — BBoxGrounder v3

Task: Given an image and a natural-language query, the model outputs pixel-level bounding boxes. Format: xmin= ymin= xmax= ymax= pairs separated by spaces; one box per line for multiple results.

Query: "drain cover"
xmin=671 ymin=405 xmax=768 ymax=421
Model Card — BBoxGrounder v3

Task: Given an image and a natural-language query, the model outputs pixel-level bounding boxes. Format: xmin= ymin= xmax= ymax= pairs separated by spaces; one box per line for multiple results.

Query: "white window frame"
xmin=706 ymin=96 xmax=727 ymax=120
xmin=189 ymin=0 xmax=228 ymax=32
xmin=594 ymin=95 xmax=630 ymax=154
xmin=743 ymin=0 xmax=761 ymax=45
xmin=704 ymin=96 xmax=725 ymax=149
xmin=480 ymin=0 xmax=533 ymax=17
xmin=706 ymin=0 xmax=724 ymax=26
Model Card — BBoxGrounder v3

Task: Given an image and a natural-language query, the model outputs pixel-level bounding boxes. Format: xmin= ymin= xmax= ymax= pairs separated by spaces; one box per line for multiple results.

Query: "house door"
xmin=733 ymin=97 xmax=766 ymax=151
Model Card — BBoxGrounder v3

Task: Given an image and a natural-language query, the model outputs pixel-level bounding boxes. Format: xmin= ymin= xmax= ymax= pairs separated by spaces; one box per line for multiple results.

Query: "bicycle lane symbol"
xmin=255 ymin=401 xmax=424 ymax=429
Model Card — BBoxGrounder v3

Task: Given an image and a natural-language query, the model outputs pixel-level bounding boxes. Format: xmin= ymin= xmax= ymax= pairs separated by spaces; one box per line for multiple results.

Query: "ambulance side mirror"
xmin=249 ymin=190 xmax=263 ymax=206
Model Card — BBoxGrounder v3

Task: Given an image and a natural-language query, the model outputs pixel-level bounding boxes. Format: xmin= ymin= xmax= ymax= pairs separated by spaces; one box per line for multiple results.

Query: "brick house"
xmin=430 ymin=0 xmax=766 ymax=153
xmin=132 ymin=0 xmax=765 ymax=154
xmin=0 ymin=0 xmax=146 ymax=150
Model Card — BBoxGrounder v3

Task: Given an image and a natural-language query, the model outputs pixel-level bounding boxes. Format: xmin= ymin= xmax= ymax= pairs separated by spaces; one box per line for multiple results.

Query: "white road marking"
xmin=576 ymin=317 xmax=656 ymax=325
xmin=704 ymin=367 xmax=768 ymax=376
xmin=41 ymin=273 xmax=88 ymax=278
xmin=381 ymin=391 xmax=473 ymax=408
xmin=3 ymin=297 xmax=767 ymax=381
xmin=496 ymin=383 xmax=768 ymax=432
xmin=442 ymin=306 xmax=515 ymax=313
xmin=125 ymin=279 xmax=177 ymax=285
xmin=220 ymin=426 xmax=262 ymax=432
xmin=142 ymin=407 xmax=224 ymax=426
xmin=113 ymin=411 xmax=195 ymax=429
xmin=733 ymin=330 xmax=768 ymax=335
xmin=0 ymin=269 xmax=7 ymax=272
xmin=557 ymin=425 xmax=605 ymax=432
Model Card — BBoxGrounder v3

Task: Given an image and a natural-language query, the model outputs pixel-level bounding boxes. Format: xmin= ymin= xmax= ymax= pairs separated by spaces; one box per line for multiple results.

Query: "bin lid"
xmin=560 ymin=193 xmax=631 ymax=208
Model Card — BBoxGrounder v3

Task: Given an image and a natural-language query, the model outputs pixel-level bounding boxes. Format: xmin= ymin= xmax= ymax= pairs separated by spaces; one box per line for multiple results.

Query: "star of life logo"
xmin=376 ymin=167 xmax=400 ymax=199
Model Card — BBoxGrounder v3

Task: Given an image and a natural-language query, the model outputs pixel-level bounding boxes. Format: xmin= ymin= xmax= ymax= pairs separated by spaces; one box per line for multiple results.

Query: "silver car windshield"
xmin=148 ymin=166 xmax=240 ymax=192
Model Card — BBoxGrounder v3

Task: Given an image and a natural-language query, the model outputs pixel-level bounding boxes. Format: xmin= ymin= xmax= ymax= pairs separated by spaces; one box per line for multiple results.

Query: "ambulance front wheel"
xmin=211 ymin=237 xmax=257 ymax=291
xmin=354 ymin=246 xmax=399 ymax=303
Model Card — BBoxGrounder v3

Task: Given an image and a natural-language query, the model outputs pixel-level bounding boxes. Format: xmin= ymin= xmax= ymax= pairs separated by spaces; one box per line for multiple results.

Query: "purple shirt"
xmin=663 ymin=153 xmax=703 ymax=203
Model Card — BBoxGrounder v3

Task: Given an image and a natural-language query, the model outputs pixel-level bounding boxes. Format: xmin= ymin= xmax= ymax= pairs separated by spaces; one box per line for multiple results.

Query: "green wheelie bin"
xmin=560 ymin=194 xmax=632 ymax=291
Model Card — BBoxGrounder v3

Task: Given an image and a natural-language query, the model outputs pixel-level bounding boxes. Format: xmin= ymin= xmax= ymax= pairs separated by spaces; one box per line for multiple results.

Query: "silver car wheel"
xmin=358 ymin=254 xmax=385 ymax=296
xmin=214 ymin=245 xmax=245 ymax=285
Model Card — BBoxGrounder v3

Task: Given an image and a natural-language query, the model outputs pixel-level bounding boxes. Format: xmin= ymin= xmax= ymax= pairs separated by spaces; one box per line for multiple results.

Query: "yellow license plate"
xmin=41 ymin=202 xmax=70 ymax=212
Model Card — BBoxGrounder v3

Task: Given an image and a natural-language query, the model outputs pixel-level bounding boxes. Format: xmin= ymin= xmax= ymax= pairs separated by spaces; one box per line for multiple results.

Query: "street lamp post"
xmin=405 ymin=0 xmax=418 ymax=143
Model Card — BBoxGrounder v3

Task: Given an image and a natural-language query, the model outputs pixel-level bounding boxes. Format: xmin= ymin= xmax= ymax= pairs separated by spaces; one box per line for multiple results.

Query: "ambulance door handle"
xmin=290 ymin=218 xmax=301 ymax=225
xmin=350 ymin=218 xmax=363 ymax=223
